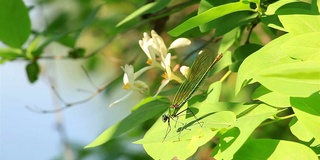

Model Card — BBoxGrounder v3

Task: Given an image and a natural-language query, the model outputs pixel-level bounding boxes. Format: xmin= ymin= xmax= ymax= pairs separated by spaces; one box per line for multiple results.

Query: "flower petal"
xmin=180 ymin=65 xmax=190 ymax=78
xmin=109 ymin=91 xmax=133 ymax=107
xmin=151 ymin=30 xmax=167 ymax=57
xmin=168 ymin=38 xmax=191 ymax=50
xmin=153 ymin=79 xmax=170 ymax=98
xmin=134 ymin=66 xmax=153 ymax=79
xmin=122 ymin=64 xmax=134 ymax=85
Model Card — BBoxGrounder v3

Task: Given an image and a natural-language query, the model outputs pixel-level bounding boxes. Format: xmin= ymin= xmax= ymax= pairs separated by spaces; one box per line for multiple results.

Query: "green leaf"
xmin=291 ymin=92 xmax=320 ymax=143
xmin=168 ymin=2 xmax=255 ymax=37
xmin=234 ymin=139 xmax=318 ymax=160
xmin=260 ymin=15 xmax=286 ymax=32
xmin=212 ymin=104 xmax=278 ymax=160
xmin=279 ymin=14 xmax=320 ymax=35
xmin=265 ymin=1 xmax=312 ymax=15
xmin=205 ymin=81 xmax=222 ymax=103
xmin=135 ymin=106 xmax=236 ymax=160
xmin=289 ymin=117 xmax=315 ymax=143
xmin=0 ymin=48 xmax=23 ymax=64
xmin=263 ymin=1 xmax=314 ymax=32
xmin=218 ymin=28 xmax=239 ymax=53
xmin=230 ymin=43 xmax=262 ymax=72
xmin=0 ymin=0 xmax=31 ymax=47
xmin=281 ymin=32 xmax=320 ymax=61
xmin=236 ymin=34 xmax=295 ymax=95
xmin=26 ymin=61 xmax=40 ymax=83
xmin=252 ymin=85 xmax=290 ymax=108
xmin=234 ymin=43 xmax=262 ymax=61
xmin=254 ymin=61 xmax=320 ymax=97
xmin=85 ymin=97 xmax=169 ymax=148
xmin=68 ymin=48 xmax=85 ymax=58
xmin=198 ymin=0 xmax=258 ymax=36
xmin=116 ymin=0 xmax=171 ymax=27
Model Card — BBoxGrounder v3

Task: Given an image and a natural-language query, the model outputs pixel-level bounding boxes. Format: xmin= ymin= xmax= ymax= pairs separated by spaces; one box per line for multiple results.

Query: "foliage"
xmin=1 ymin=0 xmax=319 ymax=159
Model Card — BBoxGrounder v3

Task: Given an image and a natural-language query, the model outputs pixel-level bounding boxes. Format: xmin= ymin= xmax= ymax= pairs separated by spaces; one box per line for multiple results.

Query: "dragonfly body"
xmin=162 ymin=51 xmax=223 ymax=140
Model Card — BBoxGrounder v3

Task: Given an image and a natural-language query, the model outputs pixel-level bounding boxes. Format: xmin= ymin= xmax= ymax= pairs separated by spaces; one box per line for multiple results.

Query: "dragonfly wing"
xmin=172 ymin=51 xmax=215 ymax=108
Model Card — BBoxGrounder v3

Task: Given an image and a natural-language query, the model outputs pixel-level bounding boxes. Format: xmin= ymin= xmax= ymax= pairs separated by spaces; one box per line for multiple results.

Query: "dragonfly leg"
xmin=176 ymin=108 xmax=203 ymax=127
xmin=162 ymin=118 xmax=171 ymax=142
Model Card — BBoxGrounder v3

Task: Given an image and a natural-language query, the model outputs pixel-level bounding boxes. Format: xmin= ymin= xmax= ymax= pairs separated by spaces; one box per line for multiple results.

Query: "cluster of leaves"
xmin=0 ymin=0 xmax=104 ymax=82
xmin=85 ymin=0 xmax=320 ymax=160
xmin=1 ymin=0 xmax=319 ymax=159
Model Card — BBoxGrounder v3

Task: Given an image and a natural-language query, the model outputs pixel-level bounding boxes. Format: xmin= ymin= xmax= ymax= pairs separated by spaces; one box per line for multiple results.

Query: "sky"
xmin=0 ymin=59 xmax=141 ymax=160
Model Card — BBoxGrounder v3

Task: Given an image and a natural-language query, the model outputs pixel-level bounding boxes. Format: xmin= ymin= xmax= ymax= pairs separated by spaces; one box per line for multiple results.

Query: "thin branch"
xmin=81 ymin=65 xmax=99 ymax=89
xmin=26 ymin=74 xmax=122 ymax=114
xmin=26 ymin=55 xmax=138 ymax=114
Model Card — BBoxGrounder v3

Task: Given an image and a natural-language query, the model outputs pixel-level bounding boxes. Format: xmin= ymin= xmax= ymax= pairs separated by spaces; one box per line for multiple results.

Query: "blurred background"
xmin=1 ymin=0 xmax=155 ymax=159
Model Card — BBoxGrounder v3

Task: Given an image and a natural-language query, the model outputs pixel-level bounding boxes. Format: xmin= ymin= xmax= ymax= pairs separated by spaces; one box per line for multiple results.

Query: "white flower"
xmin=154 ymin=53 xmax=183 ymax=97
xmin=139 ymin=30 xmax=191 ymax=69
xmin=109 ymin=64 xmax=152 ymax=107
xmin=138 ymin=30 xmax=191 ymax=97
xmin=180 ymin=65 xmax=190 ymax=78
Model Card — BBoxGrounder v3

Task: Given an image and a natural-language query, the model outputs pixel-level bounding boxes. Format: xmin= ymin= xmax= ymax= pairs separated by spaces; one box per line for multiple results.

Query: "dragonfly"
xmin=162 ymin=51 xmax=223 ymax=141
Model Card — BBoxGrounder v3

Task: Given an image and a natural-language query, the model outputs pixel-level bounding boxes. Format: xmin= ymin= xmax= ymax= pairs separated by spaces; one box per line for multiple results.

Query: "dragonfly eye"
xmin=162 ymin=115 xmax=169 ymax=122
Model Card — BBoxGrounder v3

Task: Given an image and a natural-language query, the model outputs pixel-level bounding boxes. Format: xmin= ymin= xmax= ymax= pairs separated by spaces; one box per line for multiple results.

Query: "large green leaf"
xmin=254 ymin=61 xmax=320 ymax=97
xmin=252 ymin=85 xmax=290 ymax=108
xmin=168 ymin=2 xmax=255 ymax=37
xmin=0 ymin=0 xmax=31 ymax=47
xmin=235 ymin=34 xmax=294 ymax=95
xmin=233 ymin=139 xmax=318 ymax=160
xmin=212 ymin=104 xmax=279 ymax=160
xmin=291 ymin=92 xmax=320 ymax=143
xmin=135 ymin=103 xmax=236 ymax=159
xmin=279 ymin=14 xmax=320 ymax=35
xmin=85 ymin=97 xmax=169 ymax=148
xmin=281 ymin=32 xmax=320 ymax=61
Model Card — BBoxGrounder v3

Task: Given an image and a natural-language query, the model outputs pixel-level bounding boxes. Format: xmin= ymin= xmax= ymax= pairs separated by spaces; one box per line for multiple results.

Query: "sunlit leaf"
xmin=281 ymin=32 xmax=320 ymax=61
xmin=234 ymin=139 xmax=318 ymax=160
xmin=291 ymin=92 xmax=320 ymax=143
xmin=135 ymin=106 xmax=236 ymax=160
xmin=236 ymin=34 xmax=294 ymax=95
xmin=168 ymin=2 xmax=255 ymax=37
xmin=212 ymin=104 xmax=279 ymax=160
xmin=85 ymin=97 xmax=169 ymax=148
xmin=254 ymin=61 xmax=320 ymax=97
xmin=279 ymin=14 xmax=320 ymax=35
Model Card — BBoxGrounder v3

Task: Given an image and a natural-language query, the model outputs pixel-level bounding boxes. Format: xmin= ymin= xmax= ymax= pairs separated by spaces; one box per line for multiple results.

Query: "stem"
xmin=220 ymin=70 xmax=231 ymax=83
xmin=260 ymin=113 xmax=295 ymax=127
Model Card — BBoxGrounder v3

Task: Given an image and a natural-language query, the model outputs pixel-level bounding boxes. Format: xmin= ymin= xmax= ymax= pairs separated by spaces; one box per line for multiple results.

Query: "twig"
xmin=26 ymin=73 xmax=122 ymax=114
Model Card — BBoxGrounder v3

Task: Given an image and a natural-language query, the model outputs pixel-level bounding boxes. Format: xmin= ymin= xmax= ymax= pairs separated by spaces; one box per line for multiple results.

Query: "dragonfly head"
xmin=162 ymin=114 xmax=169 ymax=123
